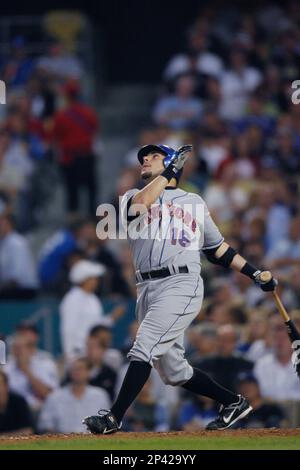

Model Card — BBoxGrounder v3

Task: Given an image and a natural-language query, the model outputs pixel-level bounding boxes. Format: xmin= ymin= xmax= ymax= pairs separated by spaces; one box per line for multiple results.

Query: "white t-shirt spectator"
xmin=5 ymin=350 xmax=59 ymax=409
xmin=0 ymin=231 xmax=39 ymax=289
xmin=0 ymin=141 xmax=34 ymax=192
xmin=220 ymin=67 xmax=262 ymax=120
xmin=254 ymin=353 xmax=300 ymax=401
xmin=164 ymin=52 xmax=223 ymax=81
xmin=204 ymin=183 xmax=249 ymax=223
xmin=245 ymin=339 xmax=271 ymax=363
xmin=60 ymin=286 xmax=112 ymax=361
xmin=199 ymin=143 xmax=228 ymax=175
xmin=38 ymin=385 xmax=110 ymax=433
xmin=37 ymin=54 xmax=83 ymax=80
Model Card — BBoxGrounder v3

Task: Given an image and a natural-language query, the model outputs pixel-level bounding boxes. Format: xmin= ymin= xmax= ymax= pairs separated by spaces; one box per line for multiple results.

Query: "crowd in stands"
xmin=1 ymin=1 xmax=300 ymax=434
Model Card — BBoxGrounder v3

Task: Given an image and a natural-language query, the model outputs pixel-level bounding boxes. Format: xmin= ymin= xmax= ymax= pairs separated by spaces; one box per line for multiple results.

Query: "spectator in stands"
xmin=204 ymin=301 xmax=236 ymax=326
xmin=74 ymin=219 xmax=134 ymax=298
xmin=266 ymin=128 xmax=300 ymax=176
xmin=38 ymin=215 xmax=91 ymax=289
xmin=27 ymin=75 xmax=56 ymax=121
xmin=115 ymin=242 xmax=137 ymax=299
xmin=254 ymin=314 xmax=300 ymax=400
xmin=265 ymin=216 xmax=300 ymax=274
xmin=187 ymin=323 xmax=218 ymax=364
xmin=38 ymin=358 xmax=110 ymax=434
xmin=1 ymin=36 xmax=36 ymax=89
xmin=88 ymin=325 xmax=124 ymax=373
xmin=246 ymin=184 xmax=292 ymax=253
xmin=233 ymin=93 xmax=276 ymax=137
xmin=52 ymin=80 xmax=98 ymax=214
xmin=37 ymin=40 xmax=83 ymax=81
xmin=242 ymin=310 xmax=271 ymax=362
xmin=177 ymin=394 xmax=218 ymax=431
xmin=86 ymin=334 xmax=117 ymax=401
xmin=219 ymin=48 xmax=262 ymax=120
xmin=198 ymin=324 xmax=253 ymax=392
xmin=163 ymin=27 xmax=223 ymax=83
xmin=153 ymin=74 xmax=203 ymax=131
xmin=0 ymin=370 xmax=33 ymax=436
xmin=203 ymin=161 xmax=250 ymax=224
xmin=0 ymin=128 xmax=34 ymax=207
xmin=237 ymin=372 xmax=286 ymax=428
xmin=197 ymin=125 xmax=228 ymax=177
xmin=124 ymin=379 xmax=167 ymax=432
xmin=216 ymin=134 xmax=258 ymax=180
xmin=60 ymin=260 xmax=124 ymax=361
xmin=4 ymin=324 xmax=58 ymax=411
xmin=0 ymin=213 xmax=38 ymax=299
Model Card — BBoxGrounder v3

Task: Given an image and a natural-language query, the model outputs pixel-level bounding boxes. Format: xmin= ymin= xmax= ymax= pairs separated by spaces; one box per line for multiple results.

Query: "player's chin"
xmin=141 ymin=170 xmax=152 ymax=180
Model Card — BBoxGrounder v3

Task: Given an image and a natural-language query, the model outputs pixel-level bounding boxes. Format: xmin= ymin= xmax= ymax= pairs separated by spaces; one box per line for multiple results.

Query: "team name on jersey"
xmin=144 ymin=201 xmax=197 ymax=233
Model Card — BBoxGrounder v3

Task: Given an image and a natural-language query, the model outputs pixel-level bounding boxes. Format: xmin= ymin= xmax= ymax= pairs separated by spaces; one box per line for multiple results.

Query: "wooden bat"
xmin=260 ymin=271 xmax=300 ymax=378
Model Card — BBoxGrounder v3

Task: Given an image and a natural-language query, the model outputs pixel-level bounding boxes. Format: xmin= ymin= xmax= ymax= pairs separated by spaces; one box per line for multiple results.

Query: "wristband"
xmin=240 ymin=262 xmax=261 ymax=280
xmin=161 ymin=164 xmax=179 ymax=182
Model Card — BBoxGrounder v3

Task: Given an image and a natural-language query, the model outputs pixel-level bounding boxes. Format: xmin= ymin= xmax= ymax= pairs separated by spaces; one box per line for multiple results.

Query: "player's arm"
xmin=203 ymin=241 xmax=277 ymax=292
xmin=131 ymin=175 xmax=171 ymax=211
xmin=132 ymin=145 xmax=192 ymax=210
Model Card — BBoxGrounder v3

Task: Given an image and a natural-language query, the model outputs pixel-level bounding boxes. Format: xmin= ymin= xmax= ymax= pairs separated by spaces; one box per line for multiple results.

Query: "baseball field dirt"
xmin=0 ymin=429 xmax=300 ymax=450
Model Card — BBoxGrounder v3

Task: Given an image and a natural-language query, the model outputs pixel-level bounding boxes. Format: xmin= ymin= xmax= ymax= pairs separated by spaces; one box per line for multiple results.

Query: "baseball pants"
xmin=128 ymin=271 xmax=203 ymax=386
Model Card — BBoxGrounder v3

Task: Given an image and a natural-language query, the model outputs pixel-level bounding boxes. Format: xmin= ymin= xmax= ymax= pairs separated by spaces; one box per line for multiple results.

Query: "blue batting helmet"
xmin=137 ymin=144 xmax=177 ymax=168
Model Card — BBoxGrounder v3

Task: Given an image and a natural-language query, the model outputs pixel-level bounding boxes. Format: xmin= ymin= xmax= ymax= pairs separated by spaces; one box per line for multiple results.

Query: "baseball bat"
xmin=260 ymin=271 xmax=300 ymax=378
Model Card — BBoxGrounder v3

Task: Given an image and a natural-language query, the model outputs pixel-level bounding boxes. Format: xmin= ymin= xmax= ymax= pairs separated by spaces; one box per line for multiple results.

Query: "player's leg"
xmin=154 ymin=334 xmax=237 ymax=401
xmin=83 ymin=281 xmax=153 ymax=434
xmin=83 ymin=274 xmax=203 ymax=434
xmin=155 ymin=336 xmax=252 ymax=430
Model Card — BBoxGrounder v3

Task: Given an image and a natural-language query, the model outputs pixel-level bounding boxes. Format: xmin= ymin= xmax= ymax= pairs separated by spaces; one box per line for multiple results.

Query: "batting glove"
xmin=254 ymin=270 xmax=278 ymax=292
xmin=172 ymin=145 xmax=193 ymax=170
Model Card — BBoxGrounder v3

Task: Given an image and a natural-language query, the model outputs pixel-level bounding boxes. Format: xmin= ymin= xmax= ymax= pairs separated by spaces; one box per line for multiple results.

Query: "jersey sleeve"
xmin=202 ymin=202 xmax=224 ymax=251
xmin=120 ymin=188 xmax=140 ymax=228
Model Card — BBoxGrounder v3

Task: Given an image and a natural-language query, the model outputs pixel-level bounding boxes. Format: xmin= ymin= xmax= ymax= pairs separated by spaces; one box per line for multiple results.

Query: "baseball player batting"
xmin=83 ymin=144 xmax=277 ymax=433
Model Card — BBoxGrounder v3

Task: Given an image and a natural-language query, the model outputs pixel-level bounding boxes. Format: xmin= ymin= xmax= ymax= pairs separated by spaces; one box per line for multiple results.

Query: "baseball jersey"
xmin=120 ymin=187 xmax=224 ymax=275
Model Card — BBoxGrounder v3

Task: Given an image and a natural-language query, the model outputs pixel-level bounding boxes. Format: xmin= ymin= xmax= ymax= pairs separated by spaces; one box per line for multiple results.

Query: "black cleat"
xmin=82 ymin=409 xmax=121 ymax=434
xmin=206 ymin=395 xmax=252 ymax=430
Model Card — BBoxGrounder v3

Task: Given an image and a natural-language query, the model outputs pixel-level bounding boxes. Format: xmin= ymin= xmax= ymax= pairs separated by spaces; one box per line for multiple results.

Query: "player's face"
xmin=141 ymin=152 xmax=165 ymax=180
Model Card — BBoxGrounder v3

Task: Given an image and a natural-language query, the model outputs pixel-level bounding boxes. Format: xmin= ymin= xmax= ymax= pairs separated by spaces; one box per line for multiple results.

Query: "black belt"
xmin=137 ymin=265 xmax=189 ymax=281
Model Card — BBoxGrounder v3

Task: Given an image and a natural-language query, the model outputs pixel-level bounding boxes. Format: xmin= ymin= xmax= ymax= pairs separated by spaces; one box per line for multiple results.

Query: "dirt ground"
xmin=0 ymin=428 xmax=300 ymax=446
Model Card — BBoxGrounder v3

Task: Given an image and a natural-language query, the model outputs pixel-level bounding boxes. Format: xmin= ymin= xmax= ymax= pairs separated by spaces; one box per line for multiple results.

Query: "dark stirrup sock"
xmin=182 ymin=367 xmax=239 ymax=405
xmin=111 ymin=360 xmax=152 ymax=423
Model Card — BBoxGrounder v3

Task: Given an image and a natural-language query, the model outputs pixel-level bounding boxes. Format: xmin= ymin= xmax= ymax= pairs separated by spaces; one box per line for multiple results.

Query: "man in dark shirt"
xmin=0 ymin=370 xmax=33 ymax=435
xmin=237 ymin=372 xmax=285 ymax=428
xmin=86 ymin=335 xmax=117 ymax=401
xmin=196 ymin=324 xmax=253 ymax=392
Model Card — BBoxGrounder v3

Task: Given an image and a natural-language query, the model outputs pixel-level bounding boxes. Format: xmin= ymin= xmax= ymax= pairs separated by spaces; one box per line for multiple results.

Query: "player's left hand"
xmin=172 ymin=145 xmax=193 ymax=170
xmin=254 ymin=270 xmax=278 ymax=292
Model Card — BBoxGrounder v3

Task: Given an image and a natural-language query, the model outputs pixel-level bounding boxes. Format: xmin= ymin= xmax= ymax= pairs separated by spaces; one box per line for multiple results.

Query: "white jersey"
xmin=120 ymin=187 xmax=224 ymax=275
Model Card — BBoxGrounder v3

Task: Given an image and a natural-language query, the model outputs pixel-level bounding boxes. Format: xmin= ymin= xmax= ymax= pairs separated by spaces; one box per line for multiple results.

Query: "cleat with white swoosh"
xmin=82 ymin=409 xmax=121 ymax=434
xmin=206 ymin=395 xmax=252 ymax=430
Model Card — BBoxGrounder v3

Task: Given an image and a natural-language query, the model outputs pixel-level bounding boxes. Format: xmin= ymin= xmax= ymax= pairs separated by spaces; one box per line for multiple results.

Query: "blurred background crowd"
xmin=1 ymin=0 xmax=300 ymax=435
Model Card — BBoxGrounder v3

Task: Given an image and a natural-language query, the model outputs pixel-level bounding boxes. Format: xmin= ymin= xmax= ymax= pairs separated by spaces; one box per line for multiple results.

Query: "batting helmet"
xmin=137 ymin=144 xmax=177 ymax=168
